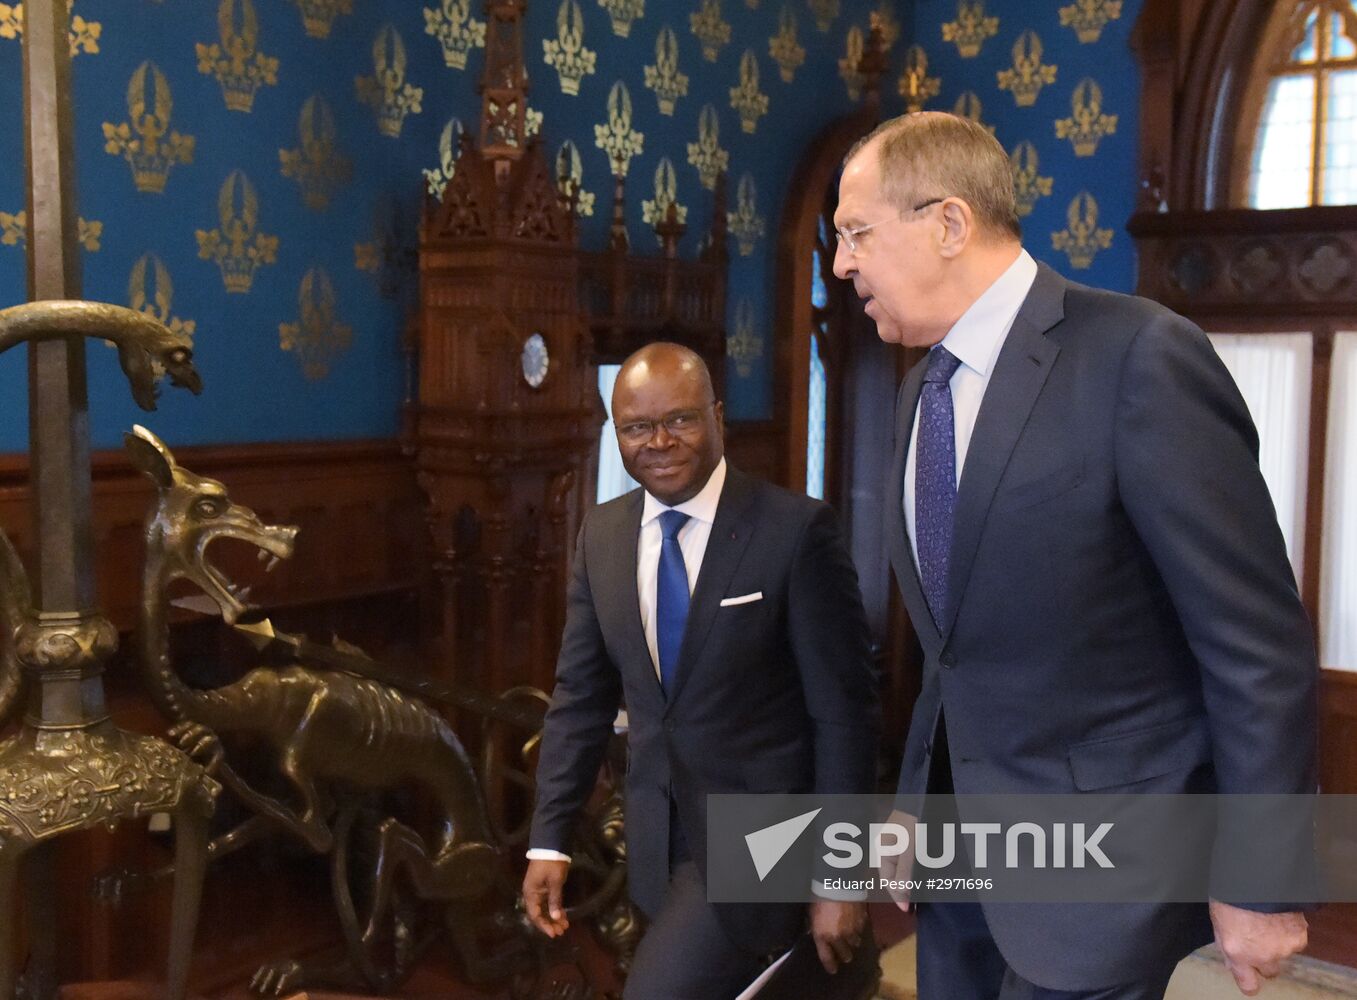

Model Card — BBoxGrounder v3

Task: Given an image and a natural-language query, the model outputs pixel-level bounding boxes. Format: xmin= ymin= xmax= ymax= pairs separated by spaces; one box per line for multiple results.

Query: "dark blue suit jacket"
xmin=532 ymin=465 xmax=880 ymax=953
xmin=887 ymin=262 xmax=1319 ymax=989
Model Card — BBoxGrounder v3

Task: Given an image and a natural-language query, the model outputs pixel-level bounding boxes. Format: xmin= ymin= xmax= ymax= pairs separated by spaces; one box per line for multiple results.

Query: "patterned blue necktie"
xmin=915 ymin=345 xmax=963 ymax=628
xmin=656 ymin=510 xmax=691 ymax=693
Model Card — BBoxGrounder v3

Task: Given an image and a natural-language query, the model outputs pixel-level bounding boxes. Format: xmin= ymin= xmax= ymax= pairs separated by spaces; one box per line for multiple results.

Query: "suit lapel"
xmin=940 ymin=263 xmax=1066 ymax=639
xmin=885 ymin=361 xmax=940 ymax=642
xmin=665 ymin=466 xmax=757 ymax=709
xmin=601 ymin=490 xmax=664 ymax=701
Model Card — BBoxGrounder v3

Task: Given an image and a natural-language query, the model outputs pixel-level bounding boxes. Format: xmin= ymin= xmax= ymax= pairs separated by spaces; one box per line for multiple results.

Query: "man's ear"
xmin=713 ymin=400 xmax=725 ymax=435
xmin=936 ymin=198 xmax=974 ymax=259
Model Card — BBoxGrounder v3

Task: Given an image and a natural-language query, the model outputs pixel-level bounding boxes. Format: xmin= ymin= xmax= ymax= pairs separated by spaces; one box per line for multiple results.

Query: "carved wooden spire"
xmin=479 ymin=0 xmax=529 ymax=179
xmin=860 ymin=13 xmax=889 ymax=111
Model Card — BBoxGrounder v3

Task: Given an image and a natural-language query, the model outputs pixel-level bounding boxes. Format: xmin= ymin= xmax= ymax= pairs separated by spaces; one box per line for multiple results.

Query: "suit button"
xmin=940 ymin=651 xmax=957 ymax=669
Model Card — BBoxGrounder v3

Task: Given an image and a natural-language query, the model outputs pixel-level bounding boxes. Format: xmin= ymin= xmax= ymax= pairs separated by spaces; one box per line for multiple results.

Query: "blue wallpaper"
xmin=0 ymin=1 xmax=1143 ymax=446
xmin=905 ymin=0 xmax=1143 ymax=295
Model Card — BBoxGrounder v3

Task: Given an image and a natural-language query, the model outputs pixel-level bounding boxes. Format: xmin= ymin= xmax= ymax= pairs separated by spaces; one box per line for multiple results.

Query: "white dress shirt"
xmin=904 ymin=249 xmax=1038 ymax=568
xmin=527 ymin=459 xmax=727 ymax=864
xmin=637 ymin=457 xmax=726 ymax=679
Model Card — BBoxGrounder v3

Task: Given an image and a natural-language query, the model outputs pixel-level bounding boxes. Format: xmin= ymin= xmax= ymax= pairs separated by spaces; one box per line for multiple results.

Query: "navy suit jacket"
xmin=532 ymin=465 xmax=880 ymax=953
xmin=887 ymin=263 xmax=1319 ymax=989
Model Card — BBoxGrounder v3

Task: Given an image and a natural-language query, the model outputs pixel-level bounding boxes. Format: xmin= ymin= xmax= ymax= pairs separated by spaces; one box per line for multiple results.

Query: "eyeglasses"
xmin=834 ymin=197 xmax=945 ymax=255
xmin=616 ymin=403 xmax=714 ymax=444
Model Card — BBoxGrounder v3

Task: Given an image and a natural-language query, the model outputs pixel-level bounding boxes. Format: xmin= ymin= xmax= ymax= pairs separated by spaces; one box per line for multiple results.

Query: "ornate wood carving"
xmin=580 ymin=172 xmax=730 ymax=393
xmin=417 ymin=9 xmax=596 ymax=698
xmin=1128 ymin=206 xmax=1357 ymax=321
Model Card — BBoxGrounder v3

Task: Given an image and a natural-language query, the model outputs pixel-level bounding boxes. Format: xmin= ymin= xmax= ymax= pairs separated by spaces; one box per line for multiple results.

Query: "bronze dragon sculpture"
xmin=124 ymin=425 xmax=518 ymax=995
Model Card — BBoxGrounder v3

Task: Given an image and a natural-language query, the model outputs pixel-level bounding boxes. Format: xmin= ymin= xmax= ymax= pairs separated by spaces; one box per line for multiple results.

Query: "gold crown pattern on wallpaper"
xmin=279 ymin=94 xmax=354 ymax=210
xmin=644 ymin=24 xmax=688 ymax=115
xmin=943 ymin=0 xmax=998 ymax=58
xmin=103 ymin=61 xmax=197 ymax=193
xmin=728 ymin=172 xmax=765 ymax=258
xmin=291 ymin=0 xmax=353 ymax=40
xmin=195 ymin=169 xmax=280 ymax=294
xmin=196 ymin=0 xmax=278 ymax=113
xmin=279 ymin=266 xmax=353 ymax=380
xmin=543 ymin=0 xmax=596 ymax=95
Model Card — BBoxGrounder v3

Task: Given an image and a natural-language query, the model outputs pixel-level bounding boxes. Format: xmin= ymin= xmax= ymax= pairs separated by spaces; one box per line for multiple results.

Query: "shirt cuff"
xmin=812 ymin=880 xmax=868 ymax=901
xmin=527 ymin=848 xmax=572 ymax=863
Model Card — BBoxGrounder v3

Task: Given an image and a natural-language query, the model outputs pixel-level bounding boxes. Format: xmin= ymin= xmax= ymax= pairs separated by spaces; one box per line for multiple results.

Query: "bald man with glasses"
xmin=523 ymin=343 xmax=881 ymax=999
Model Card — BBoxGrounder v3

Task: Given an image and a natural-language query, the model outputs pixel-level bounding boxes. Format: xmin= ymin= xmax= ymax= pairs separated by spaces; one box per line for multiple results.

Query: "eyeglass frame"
xmin=615 ymin=401 xmax=718 ymax=444
xmin=834 ymin=197 xmax=946 ymax=255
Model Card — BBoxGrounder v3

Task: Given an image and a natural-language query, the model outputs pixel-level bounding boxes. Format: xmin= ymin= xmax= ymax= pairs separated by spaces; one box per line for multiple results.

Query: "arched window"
xmin=1241 ymin=0 xmax=1357 ymax=207
xmin=806 ymin=216 xmax=833 ymax=499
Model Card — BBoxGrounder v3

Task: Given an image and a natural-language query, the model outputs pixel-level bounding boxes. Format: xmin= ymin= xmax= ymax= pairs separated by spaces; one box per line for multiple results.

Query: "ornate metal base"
xmin=0 ymin=722 xmax=219 ymax=1000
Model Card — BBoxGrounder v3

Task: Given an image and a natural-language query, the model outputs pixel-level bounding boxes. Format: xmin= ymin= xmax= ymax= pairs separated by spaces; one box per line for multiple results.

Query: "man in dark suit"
xmin=522 ymin=343 xmax=880 ymax=999
xmin=831 ymin=112 xmax=1318 ymax=999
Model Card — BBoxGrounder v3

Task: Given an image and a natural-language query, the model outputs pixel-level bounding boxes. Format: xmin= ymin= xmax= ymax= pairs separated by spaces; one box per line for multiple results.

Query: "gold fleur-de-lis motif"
xmin=687 ymin=103 xmax=729 ymax=191
xmin=0 ymin=210 xmax=100 ymax=250
xmin=0 ymin=210 xmax=22 ymax=246
xmin=1055 ymin=77 xmax=1117 ymax=156
xmin=196 ymin=0 xmax=278 ymax=113
xmin=526 ymin=105 xmax=544 ymax=139
xmin=195 ymin=170 xmax=279 ymax=294
xmin=0 ymin=1 xmax=101 ymax=55
xmin=598 ymin=0 xmax=644 ymax=38
xmin=942 ymin=0 xmax=998 ymax=58
xmin=279 ymin=94 xmax=352 ymax=210
xmin=728 ymin=172 xmax=765 ymax=256
xmin=873 ymin=0 xmax=900 ymax=50
xmin=356 ymin=24 xmax=423 ymax=138
xmin=594 ymin=80 xmax=644 ymax=178
xmin=953 ymin=91 xmax=995 ymax=134
xmin=839 ymin=25 xmax=864 ymax=100
xmin=807 ymin=0 xmax=838 ymax=33
xmin=556 ymin=139 xmax=595 ymax=217
xmin=997 ymin=30 xmax=1057 ymax=107
xmin=897 ymin=45 xmax=940 ymax=112
xmin=354 ymin=197 xmax=417 ymax=299
xmin=729 ymin=49 xmax=768 ymax=133
xmin=644 ymin=25 xmax=688 ymax=115
xmin=769 ymin=6 xmax=805 ymax=83
xmin=291 ymin=0 xmax=352 ymax=39
xmin=1059 ymin=0 xmax=1122 ymax=44
xmin=424 ymin=0 xmax=486 ymax=70
xmin=102 ymin=61 xmax=196 ymax=193
xmin=424 ymin=117 xmax=464 ymax=200
xmin=280 ymin=268 xmax=352 ymax=380
xmin=641 ymin=157 xmax=687 ymax=241
xmin=691 ymin=0 xmax=730 ymax=62
xmin=78 ymin=217 xmax=101 ymax=251
xmin=543 ymin=0 xmax=595 ymax=95
xmin=129 ymin=254 xmax=195 ymax=344
xmin=1051 ymin=191 xmax=1112 ymax=269
xmin=728 ymin=298 xmax=763 ymax=377
xmin=1009 ymin=140 xmax=1053 ymax=217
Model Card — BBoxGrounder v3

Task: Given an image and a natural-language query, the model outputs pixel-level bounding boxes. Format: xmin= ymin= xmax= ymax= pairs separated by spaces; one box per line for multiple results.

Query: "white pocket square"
xmin=720 ymin=592 xmax=763 ymax=607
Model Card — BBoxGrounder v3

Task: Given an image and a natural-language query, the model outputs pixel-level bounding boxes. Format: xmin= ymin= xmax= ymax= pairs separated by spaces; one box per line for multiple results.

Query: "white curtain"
xmin=1207 ymin=333 xmax=1313 ymax=581
xmin=596 ymin=364 xmax=638 ymax=504
xmin=1322 ymin=333 xmax=1357 ymax=670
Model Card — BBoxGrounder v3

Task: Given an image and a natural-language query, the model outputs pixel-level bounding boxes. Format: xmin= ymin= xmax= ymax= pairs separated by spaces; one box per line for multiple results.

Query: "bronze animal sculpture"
xmin=124 ymin=425 xmax=507 ymax=995
xmin=0 ymin=301 xmax=213 ymax=1000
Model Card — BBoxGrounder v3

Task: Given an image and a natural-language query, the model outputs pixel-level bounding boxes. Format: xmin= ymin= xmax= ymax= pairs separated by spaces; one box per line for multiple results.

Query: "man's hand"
xmin=878 ymin=808 xmax=917 ymax=912
xmin=1209 ymin=899 xmax=1308 ymax=996
xmin=522 ymin=858 xmax=571 ymax=938
xmin=809 ymin=899 xmax=868 ymax=974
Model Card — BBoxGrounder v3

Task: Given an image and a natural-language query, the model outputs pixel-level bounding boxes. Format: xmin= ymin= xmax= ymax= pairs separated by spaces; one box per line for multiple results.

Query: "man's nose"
xmin=649 ymin=424 xmax=675 ymax=447
xmin=831 ymin=237 xmax=855 ymax=280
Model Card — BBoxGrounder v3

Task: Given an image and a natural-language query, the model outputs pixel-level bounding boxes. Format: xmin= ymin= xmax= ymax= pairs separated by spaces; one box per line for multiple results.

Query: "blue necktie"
xmin=656 ymin=510 xmax=691 ymax=693
xmin=916 ymin=345 xmax=963 ymax=628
